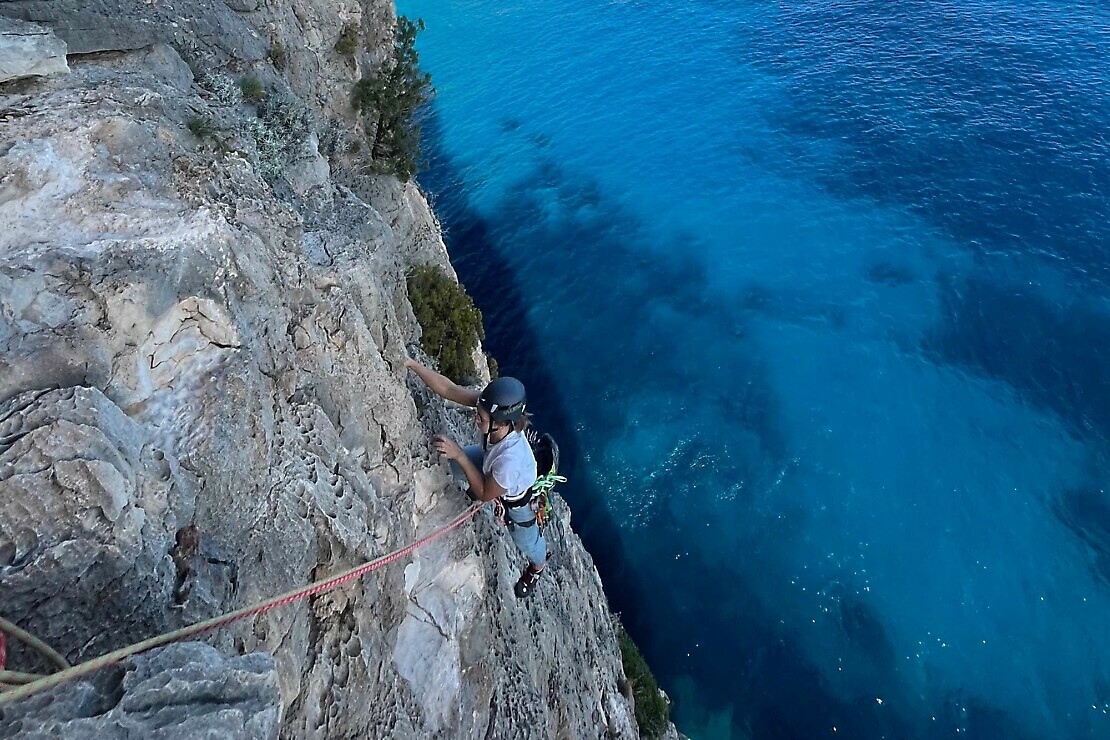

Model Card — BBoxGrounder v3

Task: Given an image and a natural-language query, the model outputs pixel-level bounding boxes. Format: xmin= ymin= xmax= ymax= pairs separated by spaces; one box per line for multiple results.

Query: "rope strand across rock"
xmin=0 ymin=502 xmax=484 ymax=708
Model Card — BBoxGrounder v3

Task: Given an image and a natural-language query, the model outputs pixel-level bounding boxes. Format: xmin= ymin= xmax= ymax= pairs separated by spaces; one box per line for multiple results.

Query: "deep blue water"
xmin=396 ymin=1 xmax=1110 ymax=737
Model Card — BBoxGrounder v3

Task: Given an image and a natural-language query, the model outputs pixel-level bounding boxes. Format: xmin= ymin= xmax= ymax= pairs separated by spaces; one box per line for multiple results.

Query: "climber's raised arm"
xmin=404 ymin=357 xmax=480 ymax=407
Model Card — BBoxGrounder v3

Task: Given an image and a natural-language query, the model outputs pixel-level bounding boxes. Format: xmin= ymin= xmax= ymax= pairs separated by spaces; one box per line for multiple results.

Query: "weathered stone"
xmin=224 ymin=0 xmax=260 ymax=12
xmin=0 ymin=643 xmax=280 ymax=739
xmin=0 ymin=1 xmax=264 ymax=60
xmin=0 ymin=17 xmax=67 ymax=83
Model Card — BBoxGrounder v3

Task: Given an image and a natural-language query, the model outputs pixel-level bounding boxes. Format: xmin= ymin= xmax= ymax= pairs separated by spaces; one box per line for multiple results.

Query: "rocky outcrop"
xmin=0 ymin=1 xmax=641 ymax=738
xmin=0 ymin=18 xmax=68 ymax=84
xmin=0 ymin=643 xmax=280 ymax=739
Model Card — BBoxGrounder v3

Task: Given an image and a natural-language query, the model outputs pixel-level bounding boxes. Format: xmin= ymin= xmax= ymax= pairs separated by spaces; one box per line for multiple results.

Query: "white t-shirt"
xmin=483 ymin=431 xmax=538 ymax=504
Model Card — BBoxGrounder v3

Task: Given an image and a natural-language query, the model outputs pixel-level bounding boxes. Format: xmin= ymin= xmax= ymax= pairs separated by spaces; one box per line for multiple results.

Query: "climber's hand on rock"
xmin=432 ymin=434 xmax=462 ymax=460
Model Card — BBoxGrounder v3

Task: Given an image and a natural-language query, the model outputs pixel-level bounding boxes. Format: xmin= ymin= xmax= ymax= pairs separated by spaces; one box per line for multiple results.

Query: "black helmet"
xmin=478 ymin=376 xmax=527 ymax=423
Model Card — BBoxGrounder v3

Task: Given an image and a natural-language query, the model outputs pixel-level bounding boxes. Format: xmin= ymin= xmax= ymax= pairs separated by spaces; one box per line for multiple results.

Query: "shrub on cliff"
xmin=239 ymin=76 xmax=266 ymax=104
xmin=198 ymin=72 xmax=241 ymax=106
xmin=336 ymin=22 xmax=360 ymax=56
xmin=187 ymin=117 xmax=217 ymax=140
xmin=268 ymin=39 xmax=287 ymax=71
xmin=241 ymin=93 xmax=312 ymax=179
xmin=352 ymin=16 xmax=433 ymax=181
xmin=618 ymin=625 xmax=670 ymax=738
xmin=407 ymin=265 xmax=484 ymax=383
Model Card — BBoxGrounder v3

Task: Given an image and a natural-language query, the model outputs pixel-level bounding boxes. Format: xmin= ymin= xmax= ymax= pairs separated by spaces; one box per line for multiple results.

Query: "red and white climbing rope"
xmin=0 ymin=503 xmax=483 ymax=707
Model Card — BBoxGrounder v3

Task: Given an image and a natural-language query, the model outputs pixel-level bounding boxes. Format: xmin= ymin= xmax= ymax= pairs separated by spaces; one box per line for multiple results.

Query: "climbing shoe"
xmin=514 ymin=565 xmax=544 ymax=598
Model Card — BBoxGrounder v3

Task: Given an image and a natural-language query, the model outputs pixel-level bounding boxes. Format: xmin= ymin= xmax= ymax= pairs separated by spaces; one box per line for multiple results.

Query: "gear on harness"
xmin=525 ymin=428 xmax=565 ymax=531
xmin=497 ymin=429 xmax=566 ymax=531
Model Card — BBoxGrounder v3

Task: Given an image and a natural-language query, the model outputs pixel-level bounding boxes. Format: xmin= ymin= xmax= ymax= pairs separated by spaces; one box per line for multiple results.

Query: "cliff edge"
xmin=0 ymin=1 xmax=648 ymax=736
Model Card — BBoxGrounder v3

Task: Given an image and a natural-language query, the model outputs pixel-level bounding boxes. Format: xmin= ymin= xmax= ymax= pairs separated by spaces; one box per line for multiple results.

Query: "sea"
xmin=395 ymin=1 xmax=1110 ymax=737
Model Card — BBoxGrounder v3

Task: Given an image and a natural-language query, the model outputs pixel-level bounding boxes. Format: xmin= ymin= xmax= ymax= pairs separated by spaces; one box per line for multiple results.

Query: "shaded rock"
xmin=0 ymin=1 xmax=263 ymax=60
xmin=0 ymin=17 xmax=67 ymax=83
xmin=224 ymin=0 xmax=261 ymax=12
xmin=0 ymin=387 xmax=185 ymax=673
xmin=170 ymin=525 xmax=239 ymax=623
xmin=0 ymin=642 xmax=280 ymax=739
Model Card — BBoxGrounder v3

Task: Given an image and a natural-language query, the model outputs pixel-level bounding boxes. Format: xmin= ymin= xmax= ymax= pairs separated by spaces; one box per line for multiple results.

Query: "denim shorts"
xmin=450 ymin=443 xmax=547 ymax=567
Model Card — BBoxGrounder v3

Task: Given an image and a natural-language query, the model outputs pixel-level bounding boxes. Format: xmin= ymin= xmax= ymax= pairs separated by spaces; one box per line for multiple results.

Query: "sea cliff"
xmin=0 ymin=1 xmax=663 ymax=736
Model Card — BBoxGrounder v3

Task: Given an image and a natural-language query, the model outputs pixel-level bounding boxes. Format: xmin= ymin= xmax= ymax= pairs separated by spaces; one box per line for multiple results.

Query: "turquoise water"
xmin=398 ymin=1 xmax=1110 ymax=737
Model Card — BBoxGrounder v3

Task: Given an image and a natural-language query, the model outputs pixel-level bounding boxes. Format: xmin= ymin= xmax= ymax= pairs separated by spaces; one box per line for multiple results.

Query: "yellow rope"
xmin=0 ymin=503 xmax=483 ymax=708
xmin=0 ymin=615 xmax=70 ymax=671
xmin=0 ymin=670 xmax=46 ymax=685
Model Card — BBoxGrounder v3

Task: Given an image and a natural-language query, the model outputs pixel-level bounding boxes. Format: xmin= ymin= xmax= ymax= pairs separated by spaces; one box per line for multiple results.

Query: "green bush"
xmin=618 ymin=625 xmax=670 ymax=738
xmin=351 ymin=16 xmax=433 ymax=181
xmin=187 ymin=116 xmax=217 ymax=139
xmin=335 ymin=22 xmax=360 ymax=56
xmin=242 ymin=93 xmax=312 ymax=179
xmin=269 ymin=39 xmax=287 ymax=71
xmin=239 ymin=76 xmax=266 ymax=104
xmin=407 ymin=265 xmax=484 ymax=383
xmin=198 ymin=72 xmax=241 ymax=106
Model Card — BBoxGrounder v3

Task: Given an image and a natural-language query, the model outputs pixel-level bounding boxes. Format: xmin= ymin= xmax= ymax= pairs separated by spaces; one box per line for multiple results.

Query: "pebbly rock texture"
xmin=0 ymin=643 xmax=281 ymax=739
xmin=0 ymin=17 xmax=68 ymax=84
xmin=0 ymin=1 xmax=646 ymax=738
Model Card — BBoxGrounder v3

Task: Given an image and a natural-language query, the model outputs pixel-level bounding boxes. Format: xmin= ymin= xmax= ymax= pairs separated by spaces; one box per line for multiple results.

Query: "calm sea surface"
xmin=398 ymin=1 xmax=1110 ymax=737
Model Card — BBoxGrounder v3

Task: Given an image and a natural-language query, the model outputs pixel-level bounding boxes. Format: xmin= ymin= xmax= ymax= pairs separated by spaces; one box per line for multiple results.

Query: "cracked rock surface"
xmin=0 ymin=1 xmax=644 ymax=738
xmin=0 ymin=643 xmax=280 ymax=739
xmin=0 ymin=17 xmax=68 ymax=84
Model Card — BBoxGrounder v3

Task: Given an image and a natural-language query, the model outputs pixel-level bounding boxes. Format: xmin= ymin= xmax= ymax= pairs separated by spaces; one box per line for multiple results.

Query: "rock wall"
xmin=0 ymin=2 xmax=642 ymax=737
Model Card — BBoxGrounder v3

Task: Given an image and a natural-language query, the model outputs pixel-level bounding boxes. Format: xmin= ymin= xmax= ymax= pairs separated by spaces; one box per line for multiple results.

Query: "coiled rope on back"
xmin=0 ymin=502 xmax=483 ymax=708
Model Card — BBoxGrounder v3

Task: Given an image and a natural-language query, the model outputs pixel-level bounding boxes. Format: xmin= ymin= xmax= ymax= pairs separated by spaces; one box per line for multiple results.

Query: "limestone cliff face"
xmin=0 ymin=2 xmax=639 ymax=737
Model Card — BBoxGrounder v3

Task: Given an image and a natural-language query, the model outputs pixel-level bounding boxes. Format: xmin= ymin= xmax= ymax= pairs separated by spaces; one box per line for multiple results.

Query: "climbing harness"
xmin=0 ymin=503 xmax=484 ymax=708
xmin=529 ymin=470 xmax=567 ymax=531
xmin=497 ymin=469 xmax=566 ymax=530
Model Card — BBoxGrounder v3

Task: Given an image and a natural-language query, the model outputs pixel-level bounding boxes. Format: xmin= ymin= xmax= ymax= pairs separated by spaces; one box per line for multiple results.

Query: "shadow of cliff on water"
xmin=413 ymin=111 xmax=642 ymax=614
xmin=411 ymin=105 xmax=1035 ymax=740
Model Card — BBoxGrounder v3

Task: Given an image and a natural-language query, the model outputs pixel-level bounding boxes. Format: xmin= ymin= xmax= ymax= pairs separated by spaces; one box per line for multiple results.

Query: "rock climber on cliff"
xmin=404 ymin=356 xmax=548 ymax=598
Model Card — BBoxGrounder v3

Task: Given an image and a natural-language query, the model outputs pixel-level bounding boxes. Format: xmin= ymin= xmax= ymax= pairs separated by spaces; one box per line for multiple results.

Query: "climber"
xmin=404 ymin=356 xmax=547 ymax=597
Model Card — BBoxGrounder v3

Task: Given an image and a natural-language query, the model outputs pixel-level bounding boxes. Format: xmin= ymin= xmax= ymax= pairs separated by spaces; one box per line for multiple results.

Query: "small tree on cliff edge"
xmin=352 ymin=16 xmax=433 ymax=181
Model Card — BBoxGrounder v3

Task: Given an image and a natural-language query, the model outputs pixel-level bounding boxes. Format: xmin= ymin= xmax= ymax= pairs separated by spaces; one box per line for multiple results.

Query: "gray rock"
xmin=0 ymin=642 xmax=280 ymax=739
xmin=0 ymin=17 xmax=67 ymax=83
xmin=0 ymin=1 xmax=264 ymax=61
xmin=223 ymin=0 xmax=260 ymax=12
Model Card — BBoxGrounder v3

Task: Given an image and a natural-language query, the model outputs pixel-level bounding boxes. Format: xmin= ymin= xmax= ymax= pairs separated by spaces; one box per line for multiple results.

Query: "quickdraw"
xmin=529 ymin=470 xmax=567 ymax=530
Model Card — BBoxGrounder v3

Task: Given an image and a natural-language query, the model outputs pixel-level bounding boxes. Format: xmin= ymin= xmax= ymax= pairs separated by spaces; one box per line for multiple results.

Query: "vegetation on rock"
xmin=239 ymin=75 xmax=265 ymax=104
xmin=199 ymin=71 xmax=241 ymax=106
xmin=407 ymin=265 xmax=484 ymax=383
xmin=246 ymin=93 xmax=312 ymax=178
xmin=268 ymin=39 xmax=287 ymax=71
xmin=351 ymin=16 xmax=432 ymax=181
xmin=187 ymin=116 xmax=217 ymax=139
xmin=335 ymin=22 xmax=360 ymax=56
xmin=618 ymin=624 xmax=670 ymax=738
